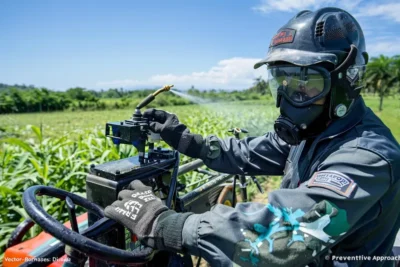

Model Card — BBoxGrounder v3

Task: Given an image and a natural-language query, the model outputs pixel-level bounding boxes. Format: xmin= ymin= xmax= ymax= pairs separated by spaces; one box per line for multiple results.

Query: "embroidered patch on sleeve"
xmin=307 ymin=171 xmax=357 ymax=198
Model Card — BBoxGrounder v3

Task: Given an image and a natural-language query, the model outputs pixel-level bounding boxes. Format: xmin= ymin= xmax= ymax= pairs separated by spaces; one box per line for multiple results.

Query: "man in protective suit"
xmin=105 ymin=7 xmax=400 ymax=267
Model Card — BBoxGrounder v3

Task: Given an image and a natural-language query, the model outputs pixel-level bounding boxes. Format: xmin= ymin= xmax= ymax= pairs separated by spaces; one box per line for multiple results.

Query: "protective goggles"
xmin=266 ymin=65 xmax=331 ymax=107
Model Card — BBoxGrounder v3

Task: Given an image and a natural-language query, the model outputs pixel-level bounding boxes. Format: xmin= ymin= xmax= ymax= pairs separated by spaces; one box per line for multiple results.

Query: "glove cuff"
xmin=177 ymin=133 xmax=207 ymax=158
xmin=154 ymin=210 xmax=193 ymax=253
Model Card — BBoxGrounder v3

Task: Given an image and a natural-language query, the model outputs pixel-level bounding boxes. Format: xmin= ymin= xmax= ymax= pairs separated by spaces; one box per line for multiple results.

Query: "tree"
xmin=249 ymin=77 xmax=269 ymax=96
xmin=365 ymin=55 xmax=397 ymax=111
xmin=392 ymin=56 xmax=400 ymax=95
xmin=66 ymin=87 xmax=98 ymax=102
xmin=32 ymin=88 xmax=44 ymax=112
xmin=9 ymin=88 xmax=26 ymax=112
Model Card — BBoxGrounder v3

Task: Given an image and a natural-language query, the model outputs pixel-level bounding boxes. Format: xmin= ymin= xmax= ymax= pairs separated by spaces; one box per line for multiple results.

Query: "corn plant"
xmin=0 ymin=103 xmax=279 ymax=260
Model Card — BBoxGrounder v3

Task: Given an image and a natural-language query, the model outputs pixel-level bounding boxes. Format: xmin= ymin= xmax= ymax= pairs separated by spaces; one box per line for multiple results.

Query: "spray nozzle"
xmin=152 ymin=84 xmax=173 ymax=97
xmin=136 ymin=85 xmax=174 ymax=110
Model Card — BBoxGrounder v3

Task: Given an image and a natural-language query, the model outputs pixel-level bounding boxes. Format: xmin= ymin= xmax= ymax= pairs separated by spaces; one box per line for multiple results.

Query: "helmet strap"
xmin=328 ymin=45 xmax=358 ymax=119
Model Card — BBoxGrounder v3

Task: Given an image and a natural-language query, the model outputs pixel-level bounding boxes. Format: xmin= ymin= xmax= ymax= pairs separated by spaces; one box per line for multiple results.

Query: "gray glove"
xmin=143 ymin=108 xmax=206 ymax=158
xmin=104 ymin=180 xmax=192 ymax=252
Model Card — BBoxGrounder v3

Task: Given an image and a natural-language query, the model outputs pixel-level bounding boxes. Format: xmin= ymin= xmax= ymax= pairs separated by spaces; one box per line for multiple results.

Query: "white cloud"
xmin=253 ymin=0 xmax=333 ymax=13
xmin=337 ymin=0 xmax=364 ymax=11
xmin=96 ymin=58 xmax=268 ymax=90
xmin=367 ymin=38 xmax=400 ymax=56
xmin=253 ymin=0 xmax=400 ymax=25
xmin=251 ymin=0 xmax=400 ymax=58
xmin=356 ymin=2 xmax=400 ymax=23
xmin=252 ymin=0 xmax=363 ymax=13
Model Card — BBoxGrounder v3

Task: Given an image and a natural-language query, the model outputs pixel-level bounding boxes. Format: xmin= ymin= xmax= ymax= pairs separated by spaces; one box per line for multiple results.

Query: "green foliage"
xmin=0 ymin=125 xmax=137 ymax=258
xmin=0 ymin=87 xmax=72 ymax=113
xmin=0 ymin=81 xmax=271 ymax=114
xmin=364 ymin=55 xmax=400 ymax=111
xmin=0 ymin=102 xmax=278 ymax=259
xmin=66 ymin=87 xmax=98 ymax=102
xmin=248 ymin=76 xmax=270 ymax=96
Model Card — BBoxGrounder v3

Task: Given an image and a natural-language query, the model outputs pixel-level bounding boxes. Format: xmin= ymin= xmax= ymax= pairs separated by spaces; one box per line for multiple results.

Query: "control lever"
xmin=250 ymin=176 xmax=264 ymax=194
xmin=66 ymin=197 xmax=79 ymax=233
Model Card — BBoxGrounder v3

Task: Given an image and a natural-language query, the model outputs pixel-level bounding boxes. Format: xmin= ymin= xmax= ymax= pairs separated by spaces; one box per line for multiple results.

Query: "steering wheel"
xmin=23 ymin=185 xmax=154 ymax=265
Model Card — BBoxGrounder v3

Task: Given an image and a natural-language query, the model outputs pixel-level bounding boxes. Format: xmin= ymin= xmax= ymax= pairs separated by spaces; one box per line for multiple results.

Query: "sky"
xmin=1 ymin=0 xmax=399 ymax=91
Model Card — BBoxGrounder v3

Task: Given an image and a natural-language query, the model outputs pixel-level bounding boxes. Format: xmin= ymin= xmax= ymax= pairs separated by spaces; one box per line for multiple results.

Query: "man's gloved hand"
xmin=104 ymin=180 xmax=192 ymax=252
xmin=143 ymin=108 xmax=206 ymax=158
xmin=143 ymin=108 xmax=186 ymax=149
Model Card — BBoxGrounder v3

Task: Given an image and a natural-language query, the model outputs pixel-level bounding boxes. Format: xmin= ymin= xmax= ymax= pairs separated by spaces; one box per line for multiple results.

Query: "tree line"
xmin=1 ymin=54 xmax=399 ymax=114
xmin=0 ymin=84 xmax=270 ymax=114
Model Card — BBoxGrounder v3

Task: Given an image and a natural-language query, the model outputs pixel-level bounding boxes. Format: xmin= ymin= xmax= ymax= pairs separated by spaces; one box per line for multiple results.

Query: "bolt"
xmin=116 ymin=170 xmax=120 ymax=175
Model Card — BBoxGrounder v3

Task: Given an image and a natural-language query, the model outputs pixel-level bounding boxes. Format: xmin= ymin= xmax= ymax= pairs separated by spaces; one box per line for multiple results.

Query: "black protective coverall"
xmin=181 ymin=96 xmax=400 ymax=267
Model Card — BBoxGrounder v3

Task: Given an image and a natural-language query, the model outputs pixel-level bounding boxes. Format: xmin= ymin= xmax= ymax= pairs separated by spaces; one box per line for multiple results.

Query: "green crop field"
xmin=0 ymin=99 xmax=279 ymax=139
xmin=2 ymin=96 xmax=399 ymax=140
xmin=0 ymin=96 xmax=399 ymax=259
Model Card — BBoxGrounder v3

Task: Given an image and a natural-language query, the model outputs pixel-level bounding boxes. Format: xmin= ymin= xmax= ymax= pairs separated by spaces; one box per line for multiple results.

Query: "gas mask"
xmin=265 ymin=45 xmax=364 ymax=145
xmin=267 ymin=65 xmax=331 ymax=145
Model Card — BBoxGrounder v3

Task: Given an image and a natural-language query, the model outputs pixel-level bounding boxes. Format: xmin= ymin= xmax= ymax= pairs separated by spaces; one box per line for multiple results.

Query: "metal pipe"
xmin=166 ymin=151 xmax=180 ymax=208
xmin=185 ymin=175 xmax=218 ymax=188
xmin=179 ymin=173 xmax=234 ymax=209
xmin=195 ymin=168 xmax=217 ymax=176
xmin=177 ymin=159 xmax=204 ymax=176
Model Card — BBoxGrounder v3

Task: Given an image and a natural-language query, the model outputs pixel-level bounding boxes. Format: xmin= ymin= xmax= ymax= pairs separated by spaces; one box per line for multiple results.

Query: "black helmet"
xmin=255 ymin=7 xmax=368 ymax=119
xmin=254 ymin=7 xmax=368 ymax=145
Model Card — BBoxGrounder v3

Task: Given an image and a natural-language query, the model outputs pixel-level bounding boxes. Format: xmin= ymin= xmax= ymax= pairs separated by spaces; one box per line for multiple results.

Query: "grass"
xmin=361 ymin=95 xmax=400 ymax=141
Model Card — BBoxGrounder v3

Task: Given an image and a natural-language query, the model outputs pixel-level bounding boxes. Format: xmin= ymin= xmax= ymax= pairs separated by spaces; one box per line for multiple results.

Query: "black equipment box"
xmin=86 ymin=150 xmax=175 ymax=225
